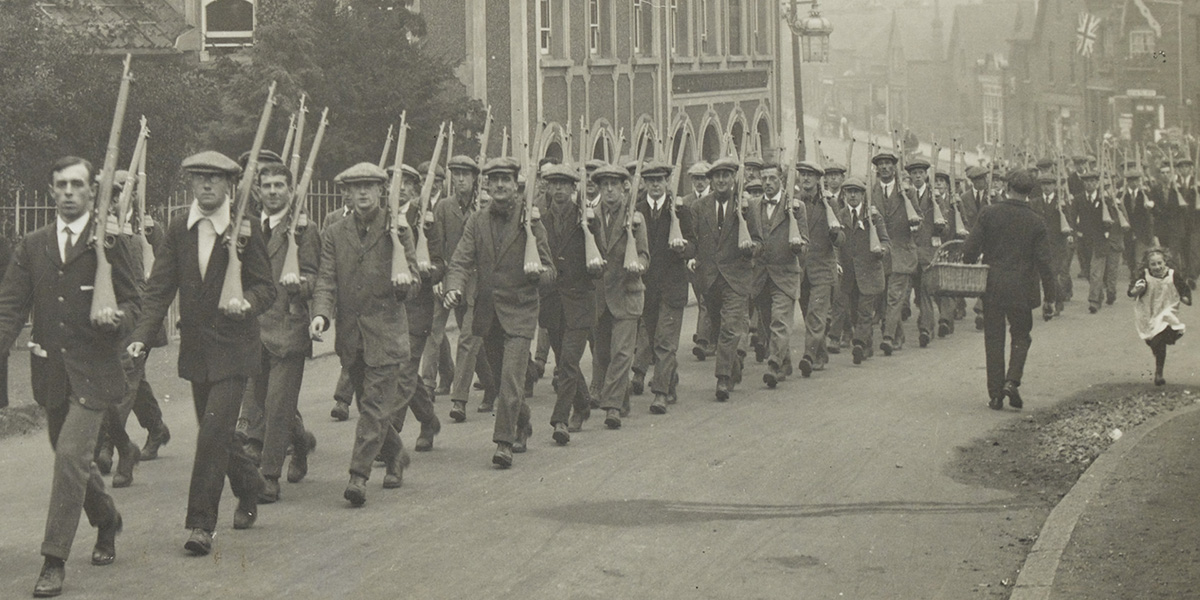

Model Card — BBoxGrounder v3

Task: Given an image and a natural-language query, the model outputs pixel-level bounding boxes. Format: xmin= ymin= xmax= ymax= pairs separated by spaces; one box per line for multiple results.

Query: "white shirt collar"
xmin=56 ymin=212 xmax=90 ymax=237
xmin=767 ymin=191 xmax=782 ymax=204
xmin=187 ymin=198 xmax=231 ymax=234
xmin=262 ymin=209 xmax=286 ymax=230
xmin=916 ymin=185 xmax=927 ymax=197
xmin=649 ymin=193 xmax=666 ymax=210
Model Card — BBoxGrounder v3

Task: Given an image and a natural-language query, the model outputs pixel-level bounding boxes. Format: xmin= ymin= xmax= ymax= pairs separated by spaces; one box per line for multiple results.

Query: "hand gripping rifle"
xmin=388 ymin=111 xmax=415 ymax=288
xmin=220 ymin=81 xmax=277 ymax=314
xmin=667 ymin=128 xmax=688 ymax=247
xmin=280 ymin=107 xmax=328 ymax=284
xmin=414 ymin=122 xmax=447 ymax=273
xmin=865 ymin=138 xmax=883 ymax=254
xmin=578 ymin=117 xmax=604 ymax=272
xmin=624 ymin=137 xmax=650 ymax=272
xmin=90 ymin=54 xmax=134 ymax=326
xmin=523 ymin=126 xmax=546 ymax=276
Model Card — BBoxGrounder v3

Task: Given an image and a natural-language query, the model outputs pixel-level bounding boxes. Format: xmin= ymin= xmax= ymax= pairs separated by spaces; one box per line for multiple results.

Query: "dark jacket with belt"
xmin=0 ymin=218 xmax=140 ymax=410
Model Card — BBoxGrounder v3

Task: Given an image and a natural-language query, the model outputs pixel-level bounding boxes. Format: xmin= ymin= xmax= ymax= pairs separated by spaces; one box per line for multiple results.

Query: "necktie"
xmin=263 ymin=220 xmax=272 ymax=242
xmin=61 ymin=227 xmax=73 ymax=263
xmin=198 ymin=218 xmax=216 ymax=280
xmin=717 ymin=201 xmax=726 ymax=229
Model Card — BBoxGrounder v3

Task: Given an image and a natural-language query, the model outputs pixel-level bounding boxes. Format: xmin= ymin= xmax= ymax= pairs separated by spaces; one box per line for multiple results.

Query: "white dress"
xmin=1134 ymin=268 xmax=1186 ymax=341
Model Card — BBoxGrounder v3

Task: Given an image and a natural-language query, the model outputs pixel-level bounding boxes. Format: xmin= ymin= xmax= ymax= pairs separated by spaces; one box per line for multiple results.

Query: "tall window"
xmin=1129 ymin=30 xmax=1155 ymax=57
xmin=538 ymin=0 xmax=551 ymax=55
xmin=700 ymin=0 xmax=710 ymax=55
xmin=636 ymin=0 xmax=654 ymax=55
xmin=728 ymin=0 xmax=742 ymax=55
xmin=590 ymin=0 xmax=601 ymax=54
xmin=670 ymin=0 xmax=678 ymax=52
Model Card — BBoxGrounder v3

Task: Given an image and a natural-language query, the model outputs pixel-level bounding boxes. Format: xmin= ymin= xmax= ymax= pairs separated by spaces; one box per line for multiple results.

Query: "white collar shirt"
xmin=56 ymin=213 xmax=89 ymax=263
xmin=187 ymin=199 xmax=231 ymax=279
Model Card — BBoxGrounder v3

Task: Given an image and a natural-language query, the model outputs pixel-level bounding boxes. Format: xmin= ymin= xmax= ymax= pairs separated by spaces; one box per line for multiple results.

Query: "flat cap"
xmin=1124 ymin=167 xmax=1143 ymax=178
xmin=542 ymin=164 xmax=580 ymax=183
xmin=447 ymin=155 xmax=479 ymax=173
xmin=182 ymin=151 xmax=241 ymax=175
xmin=841 ymin=177 xmax=867 ymax=191
xmin=1175 ymin=157 xmax=1194 ymax=167
xmin=687 ymin=161 xmax=711 ymax=177
xmin=823 ymin=162 xmax=847 ymax=174
xmin=965 ymin=165 xmax=989 ymax=180
xmin=871 ymin=150 xmax=898 ymax=165
xmin=905 ymin=157 xmax=931 ymax=171
xmin=237 ymin=149 xmax=284 ymax=169
xmin=1079 ymin=170 xmax=1100 ymax=180
xmin=385 ymin=164 xmax=421 ymax=182
xmin=1035 ymin=157 xmax=1055 ymax=170
xmin=585 ymin=159 xmax=608 ymax=172
xmin=1037 ymin=172 xmax=1057 ymax=183
xmin=707 ymin=157 xmax=740 ymax=176
xmin=641 ymin=161 xmax=672 ymax=178
xmin=744 ymin=178 xmax=764 ymax=193
xmin=335 ymin=162 xmax=388 ymax=184
xmin=742 ymin=154 xmax=765 ymax=169
xmin=796 ymin=161 xmax=825 ymax=176
xmin=592 ymin=164 xmax=629 ymax=182
xmin=418 ymin=161 xmax=445 ymax=179
xmin=481 ymin=157 xmax=521 ymax=177
xmin=934 ymin=169 xmax=952 ymax=182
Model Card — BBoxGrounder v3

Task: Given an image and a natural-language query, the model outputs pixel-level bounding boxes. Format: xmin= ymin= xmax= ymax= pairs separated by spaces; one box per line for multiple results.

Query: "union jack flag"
xmin=1077 ymin=12 xmax=1101 ymax=57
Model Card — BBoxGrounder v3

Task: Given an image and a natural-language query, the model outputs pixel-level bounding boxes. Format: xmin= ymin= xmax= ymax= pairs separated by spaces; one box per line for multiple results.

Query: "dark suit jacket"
xmin=0 ymin=218 xmax=140 ymax=410
xmin=540 ymin=200 xmax=596 ymax=331
xmin=802 ymin=193 xmax=844 ymax=287
xmin=692 ymin=193 xmax=762 ymax=296
xmin=751 ymin=195 xmax=807 ymax=299
xmin=312 ymin=206 xmax=419 ymax=368
xmin=594 ymin=200 xmax=650 ymax=320
xmin=962 ymin=198 xmax=1056 ymax=309
xmin=911 ymin=186 xmax=942 ymax=266
xmin=874 ymin=180 xmax=917 ymax=274
xmin=837 ymin=204 xmax=890 ymax=295
xmin=1119 ymin=188 xmax=1154 ymax=243
xmin=406 ymin=202 xmax=445 ymax=338
xmin=445 ymin=205 xmax=555 ymax=339
xmin=637 ymin=194 xmax=697 ymax=308
xmin=258 ymin=213 xmax=320 ymax=359
xmin=431 ymin=193 xmax=478 ymax=300
xmin=961 ymin=186 xmax=991 ymax=230
xmin=134 ymin=210 xmax=275 ymax=383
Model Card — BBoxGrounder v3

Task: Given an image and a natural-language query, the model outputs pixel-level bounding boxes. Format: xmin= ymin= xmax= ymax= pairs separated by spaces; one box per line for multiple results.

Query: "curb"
xmin=1009 ymin=398 xmax=1200 ymax=600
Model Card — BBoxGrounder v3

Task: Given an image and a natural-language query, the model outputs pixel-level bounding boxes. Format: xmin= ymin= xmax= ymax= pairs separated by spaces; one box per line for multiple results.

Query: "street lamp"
xmin=783 ymin=0 xmax=833 ymax=159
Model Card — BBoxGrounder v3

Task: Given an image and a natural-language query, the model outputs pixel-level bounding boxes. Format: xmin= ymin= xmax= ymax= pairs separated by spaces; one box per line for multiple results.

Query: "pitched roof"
xmin=38 ymin=0 xmax=193 ymax=54
xmin=946 ymin=1 xmax=1035 ymax=62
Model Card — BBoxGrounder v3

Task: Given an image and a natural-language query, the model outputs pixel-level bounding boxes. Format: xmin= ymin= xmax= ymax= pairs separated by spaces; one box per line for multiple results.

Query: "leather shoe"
xmin=763 ymin=367 xmax=779 ymax=389
xmin=184 ymin=528 xmax=213 ymax=556
xmin=91 ymin=511 xmax=121 ymax=566
xmin=987 ymin=396 xmax=1004 ymax=410
xmin=259 ymin=477 xmax=280 ymax=503
xmin=797 ymin=356 xmax=813 ymax=378
xmin=937 ymin=321 xmax=951 ymax=338
xmin=141 ymin=422 xmax=170 ymax=460
xmin=649 ymin=394 xmax=668 ymax=414
xmin=415 ymin=415 xmax=441 ymax=452
xmin=513 ymin=422 xmax=532 ymax=453
xmin=33 ymin=558 xmax=64 ymax=598
xmin=112 ymin=442 xmax=140 ymax=488
xmin=383 ymin=449 xmax=411 ymax=489
xmin=1002 ymin=381 xmax=1023 ymax=409
xmin=344 ymin=476 xmax=368 ymax=506
xmin=715 ymin=377 xmax=731 ymax=401
xmin=568 ymin=407 xmax=588 ymax=432
xmin=880 ymin=339 xmax=893 ymax=356
xmin=851 ymin=344 xmax=865 ymax=365
xmin=330 ymin=401 xmax=350 ymax=421
xmin=604 ymin=408 xmax=621 ymax=429
xmin=630 ymin=371 xmax=645 ymax=395
xmin=1155 ymin=376 xmax=1167 ymax=386
xmin=552 ymin=422 xmax=570 ymax=445
xmin=919 ymin=331 xmax=930 ymax=348
xmin=95 ymin=445 xmax=113 ymax=475
xmin=449 ymin=400 xmax=467 ymax=422
xmin=232 ymin=495 xmax=257 ymax=530
xmin=287 ymin=442 xmax=309 ymax=484
xmin=492 ymin=442 xmax=513 ymax=468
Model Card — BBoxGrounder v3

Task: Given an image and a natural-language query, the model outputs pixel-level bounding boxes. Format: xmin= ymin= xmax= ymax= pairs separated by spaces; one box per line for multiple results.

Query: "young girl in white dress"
xmin=1128 ymin=248 xmax=1191 ymax=385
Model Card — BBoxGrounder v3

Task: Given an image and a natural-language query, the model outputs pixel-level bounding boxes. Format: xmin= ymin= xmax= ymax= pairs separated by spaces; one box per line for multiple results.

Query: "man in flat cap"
xmin=631 ymin=160 xmax=696 ymax=413
xmin=0 ymin=156 xmax=138 ymax=596
xmin=588 ymin=164 xmax=649 ymax=428
xmin=689 ymin=157 xmax=762 ymax=400
xmin=1076 ymin=169 xmax=1127 ymax=313
xmin=962 ymin=169 xmax=1055 ymax=410
xmin=753 ymin=161 xmax=808 ymax=386
xmin=836 ymin=177 xmax=889 ymax=365
xmin=904 ymin=157 xmax=943 ymax=348
xmin=537 ymin=164 xmax=595 ymax=443
xmin=129 ymin=150 xmax=275 ymax=555
xmin=1118 ymin=168 xmax=1154 ymax=284
xmin=436 ymin=155 xmax=497 ymax=422
xmin=415 ymin=160 xmax=457 ymax=397
xmin=1174 ymin=158 xmax=1199 ymax=287
xmin=310 ymin=162 xmax=420 ymax=505
xmin=444 ymin=157 xmax=555 ymax=468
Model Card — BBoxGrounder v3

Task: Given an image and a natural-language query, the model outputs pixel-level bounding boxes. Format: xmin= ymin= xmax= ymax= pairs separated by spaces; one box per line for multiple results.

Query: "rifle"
xmin=1055 ymin=149 xmax=1073 ymax=235
xmin=280 ymin=107 xmax=328 ymax=284
xmin=475 ymin=106 xmax=493 ymax=205
xmin=388 ymin=111 xmax=415 ymax=288
xmin=280 ymin=113 xmax=297 ymax=168
xmin=893 ymin=129 xmax=921 ymax=230
xmin=378 ymin=124 xmax=394 ymax=170
xmin=445 ymin=121 xmax=455 ymax=198
xmin=136 ymin=121 xmax=154 ymax=279
xmin=578 ymin=116 xmax=604 ymax=272
xmin=90 ymin=54 xmax=134 ymax=325
xmin=414 ymin=122 xmax=447 ymax=272
xmin=501 ymin=126 xmax=508 ymax=157
xmin=1097 ymin=139 xmax=1115 ymax=227
xmin=951 ymin=139 xmax=970 ymax=238
xmin=667 ymin=128 xmax=688 ymax=246
xmin=219 ymin=80 xmax=278 ymax=314
xmin=624 ymin=136 xmax=649 ymax=272
xmin=865 ymin=138 xmax=883 ymax=254
xmin=930 ymin=139 xmax=947 ymax=229
xmin=846 ymin=137 xmax=855 ymax=177
xmin=114 ymin=117 xmax=149 ymax=237
xmin=785 ymin=134 xmax=808 ymax=250
xmin=731 ymin=132 xmax=753 ymax=251
xmin=289 ymin=94 xmax=307 ymax=178
xmin=522 ymin=126 xmax=546 ymax=276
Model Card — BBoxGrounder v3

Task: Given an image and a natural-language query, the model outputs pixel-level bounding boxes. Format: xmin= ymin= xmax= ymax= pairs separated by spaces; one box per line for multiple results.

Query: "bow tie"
xmin=765 ymin=198 xmax=779 ymax=206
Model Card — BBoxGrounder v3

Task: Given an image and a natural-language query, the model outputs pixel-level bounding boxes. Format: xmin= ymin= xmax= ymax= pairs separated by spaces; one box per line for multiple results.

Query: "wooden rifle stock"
xmin=731 ymin=133 xmax=753 ymax=250
xmin=136 ymin=125 xmax=154 ymax=279
xmin=91 ymin=54 xmax=134 ymax=325
xmin=115 ymin=118 xmax=148 ymax=236
xmin=280 ymin=107 xmax=328 ymax=284
xmin=445 ymin=121 xmax=455 ymax=198
xmin=865 ymin=139 xmax=883 ymax=254
xmin=523 ymin=128 xmax=545 ymax=276
xmin=624 ymin=139 xmax=649 ymax=272
xmin=667 ymin=128 xmax=688 ymax=246
xmin=474 ymin=106 xmax=493 ymax=205
xmin=578 ymin=117 xmax=604 ymax=271
xmin=894 ymin=129 xmax=921 ymax=227
xmin=414 ymin=122 xmax=447 ymax=272
xmin=389 ymin=111 xmax=414 ymax=287
xmin=289 ymin=94 xmax=307 ymax=180
xmin=220 ymin=81 xmax=277 ymax=312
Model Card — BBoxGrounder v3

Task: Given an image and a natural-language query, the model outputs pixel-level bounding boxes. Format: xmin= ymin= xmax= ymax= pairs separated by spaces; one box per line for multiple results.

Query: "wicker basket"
xmin=925 ymin=240 xmax=989 ymax=298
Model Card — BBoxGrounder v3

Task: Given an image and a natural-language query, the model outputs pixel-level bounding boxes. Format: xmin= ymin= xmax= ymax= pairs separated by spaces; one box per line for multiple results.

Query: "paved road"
xmin=0 ymin=294 xmax=1193 ymax=599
